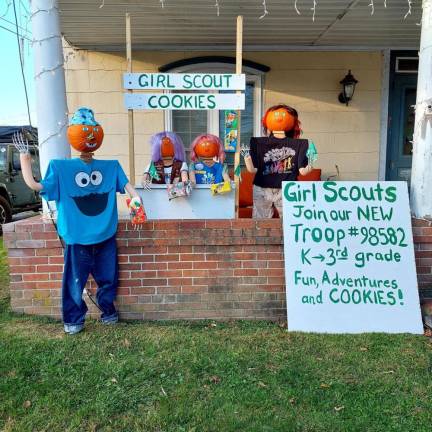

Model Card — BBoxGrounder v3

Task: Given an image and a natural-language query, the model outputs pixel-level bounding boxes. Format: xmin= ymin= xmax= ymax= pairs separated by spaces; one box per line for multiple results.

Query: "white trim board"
xmin=78 ymin=44 xmax=420 ymax=52
xmin=379 ymin=49 xmax=391 ymax=181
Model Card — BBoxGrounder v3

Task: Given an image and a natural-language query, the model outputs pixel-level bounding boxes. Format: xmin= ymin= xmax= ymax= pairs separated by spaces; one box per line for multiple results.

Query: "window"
xmin=396 ymin=57 xmax=419 ymax=73
xmin=0 ymin=146 xmax=7 ymax=172
xmin=163 ymin=62 xmax=264 ymax=168
xmin=172 ymin=91 xmax=208 ymax=146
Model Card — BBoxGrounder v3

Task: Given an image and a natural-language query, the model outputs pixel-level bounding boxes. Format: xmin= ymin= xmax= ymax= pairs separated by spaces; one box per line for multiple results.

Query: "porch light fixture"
xmin=338 ymin=70 xmax=358 ymax=106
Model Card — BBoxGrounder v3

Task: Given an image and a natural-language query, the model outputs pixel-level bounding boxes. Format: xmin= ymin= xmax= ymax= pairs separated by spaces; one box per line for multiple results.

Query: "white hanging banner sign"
xmin=124 ymin=93 xmax=245 ymax=110
xmin=282 ymin=181 xmax=423 ymax=334
xmin=123 ymin=73 xmax=246 ymax=90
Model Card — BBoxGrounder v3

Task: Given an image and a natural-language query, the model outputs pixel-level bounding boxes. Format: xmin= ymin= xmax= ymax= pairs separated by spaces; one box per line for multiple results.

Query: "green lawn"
xmin=0 ymin=241 xmax=431 ymax=432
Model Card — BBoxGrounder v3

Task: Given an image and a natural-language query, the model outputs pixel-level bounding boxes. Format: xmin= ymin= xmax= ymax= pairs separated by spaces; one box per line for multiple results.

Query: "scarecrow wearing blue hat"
xmin=13 ymin=108 xmax=144 ymax=334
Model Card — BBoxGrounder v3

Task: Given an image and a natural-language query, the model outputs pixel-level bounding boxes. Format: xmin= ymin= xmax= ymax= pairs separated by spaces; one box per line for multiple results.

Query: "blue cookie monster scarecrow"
xmin=16 ymin=108 xmax=144 ymax=335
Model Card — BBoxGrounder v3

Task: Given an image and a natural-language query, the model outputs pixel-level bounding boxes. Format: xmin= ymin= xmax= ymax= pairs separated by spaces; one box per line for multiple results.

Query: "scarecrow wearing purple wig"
xmin=142 ymin=132 xmax=189 ymax=186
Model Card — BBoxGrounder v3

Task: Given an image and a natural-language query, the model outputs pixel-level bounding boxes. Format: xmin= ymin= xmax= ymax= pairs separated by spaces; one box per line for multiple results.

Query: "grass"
xmin=0 ymin=241 xmax=431 ymax=431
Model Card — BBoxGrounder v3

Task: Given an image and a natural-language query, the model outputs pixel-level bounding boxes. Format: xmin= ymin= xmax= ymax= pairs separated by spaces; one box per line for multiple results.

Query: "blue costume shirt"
xmin=191 ymin=161 xmax=225 ymax=184
xmin=40 ymin=158 xmax=129 ymax=245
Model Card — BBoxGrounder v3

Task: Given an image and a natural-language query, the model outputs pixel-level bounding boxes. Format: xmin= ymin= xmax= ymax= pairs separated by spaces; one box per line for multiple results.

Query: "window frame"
xmin=163 ymin=62 xmax=264 ymax=139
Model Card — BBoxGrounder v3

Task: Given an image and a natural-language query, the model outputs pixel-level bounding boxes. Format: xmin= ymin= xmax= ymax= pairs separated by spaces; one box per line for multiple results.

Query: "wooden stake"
xmin=234 ymin=15 xmax=243 ymax=218
xmin=126 ymin=13 xmax=135 ymax=185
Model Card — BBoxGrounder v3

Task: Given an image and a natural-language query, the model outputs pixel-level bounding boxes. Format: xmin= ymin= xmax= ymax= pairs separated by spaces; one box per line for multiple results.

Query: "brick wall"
xmin=412 ymin=218 xmax=432 ymax=291
xmin=4 ymin=216 xmax=432 ymax=321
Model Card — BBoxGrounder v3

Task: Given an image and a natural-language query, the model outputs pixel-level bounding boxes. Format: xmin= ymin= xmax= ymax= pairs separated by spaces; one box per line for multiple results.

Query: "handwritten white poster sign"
xmin=282 ymin=181 xmax=423 ymax=334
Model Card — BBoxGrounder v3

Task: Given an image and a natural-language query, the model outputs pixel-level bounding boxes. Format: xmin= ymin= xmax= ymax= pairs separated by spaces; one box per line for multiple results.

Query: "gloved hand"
xmin=127 ymin=196 xmax=146 ymax=225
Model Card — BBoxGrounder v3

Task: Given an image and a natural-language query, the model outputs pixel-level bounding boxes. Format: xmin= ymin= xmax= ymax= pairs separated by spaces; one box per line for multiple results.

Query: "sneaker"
xmin=101 ymin=313 xmax=118 ymax=325
xmin=64 ymin=323 xmax=84 ymax=335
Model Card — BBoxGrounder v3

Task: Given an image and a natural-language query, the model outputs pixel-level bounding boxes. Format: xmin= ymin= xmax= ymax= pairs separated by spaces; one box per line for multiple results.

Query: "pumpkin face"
xmin=195 ymin=139 xmax=219 ymax=159
xmin=67 ymin=124 xmax=104 ymax=153
xmin=264 ymin=108 xmax=295 ymax=132
xmin=161 ymin=136 xmax=175 ymax=158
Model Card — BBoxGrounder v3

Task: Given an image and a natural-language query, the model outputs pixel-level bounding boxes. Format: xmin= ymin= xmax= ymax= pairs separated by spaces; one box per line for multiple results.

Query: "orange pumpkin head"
xmin=263 ymin=107 xmax=295 ymax=133
xmin=262 ymin=104 xmax=302 ymax=138
xmin=67 ymin=108 xmax=104 ymax=153
xmin=67 ymin=124 xmax=104 ymax=153
xmin=195 ymin=139 xmax=219 ymax=159
xmin=161 ymin=136 xmax=175 ymax=158
xmin=191 ymin=134 xmax=225 ymax=163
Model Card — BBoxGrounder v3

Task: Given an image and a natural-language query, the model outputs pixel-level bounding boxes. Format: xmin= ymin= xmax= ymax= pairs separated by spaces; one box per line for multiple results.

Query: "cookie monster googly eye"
xmin=75 ymin=172 xmax=90 ymax=187
xmin=90 ymin=171 xmax=103 ymax=186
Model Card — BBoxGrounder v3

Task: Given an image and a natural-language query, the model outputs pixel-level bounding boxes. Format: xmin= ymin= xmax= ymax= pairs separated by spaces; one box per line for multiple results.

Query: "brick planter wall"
xmin=412 ymin=218 xmax=432 ymax=291
xmin=4 ymin=216 xmax=432 ymax=321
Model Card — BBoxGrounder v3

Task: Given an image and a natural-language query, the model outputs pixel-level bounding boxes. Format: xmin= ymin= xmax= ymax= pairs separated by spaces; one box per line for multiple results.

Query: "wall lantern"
xmin=338 ymin=70 xmax=358 ymax=106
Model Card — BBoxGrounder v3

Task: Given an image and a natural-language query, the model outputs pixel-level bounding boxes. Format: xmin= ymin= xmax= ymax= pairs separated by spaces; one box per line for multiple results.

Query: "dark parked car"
xmin=0 ymin=126 xmax=41 ymax=226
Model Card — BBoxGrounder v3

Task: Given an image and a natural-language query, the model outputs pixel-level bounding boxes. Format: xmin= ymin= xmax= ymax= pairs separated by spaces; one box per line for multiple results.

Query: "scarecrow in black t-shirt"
xmin=242 ymin=104 xmax=313 ymax=218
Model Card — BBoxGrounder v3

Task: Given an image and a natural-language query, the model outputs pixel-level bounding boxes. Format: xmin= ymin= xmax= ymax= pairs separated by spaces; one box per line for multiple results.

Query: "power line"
xmin=0 ymin=16 xmax=31 ymax=35
xmin=12 ymin=0 xmax=32 ymax=127
xmin=0 ymin=23 xmax=31 ymax=41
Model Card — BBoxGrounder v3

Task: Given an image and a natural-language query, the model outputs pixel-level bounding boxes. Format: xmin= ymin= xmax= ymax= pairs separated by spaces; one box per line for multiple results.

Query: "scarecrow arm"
xmin=181 ymin=170 xmax=188 ymax=183
xmin=125 ymin=182 xmax=139 ymax=198
xmin=20 ymin=153 xmax=43 ymax=192
xmin=241 ymin=145 xmax=257 ymax=174
xmin=299 ymin=165 xmax=313 ymax=176
xmin=189 ymin=169 xmax=197 ymax=186
xmin=243 ymin=155 xmax=257 ymax=174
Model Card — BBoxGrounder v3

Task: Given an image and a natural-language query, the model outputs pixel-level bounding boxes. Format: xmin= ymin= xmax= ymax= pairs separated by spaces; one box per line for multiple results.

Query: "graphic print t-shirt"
xmin=250 ymin=136 xmax=309 ymax=188
xmin=190 ymin=161 xmax=225 ymax=184
xmin=40 ymin=158 xmax=129 ymax=245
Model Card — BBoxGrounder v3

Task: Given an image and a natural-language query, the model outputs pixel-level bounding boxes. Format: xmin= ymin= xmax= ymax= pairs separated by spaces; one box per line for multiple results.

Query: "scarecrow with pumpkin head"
xmin=15 ymin=107 xmax=143 ymax=335
xmin=242 ymin=104 xmax=314 ymax=218
xmin=141 ymin=131 xmax=191 ymax=199
xmin=189 ymin=133 xmax=231 ymax=190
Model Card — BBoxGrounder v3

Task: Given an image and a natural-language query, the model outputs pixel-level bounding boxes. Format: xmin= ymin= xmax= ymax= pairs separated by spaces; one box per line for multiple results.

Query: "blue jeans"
xmin=62 ymin=235 xmax=118 ymax=325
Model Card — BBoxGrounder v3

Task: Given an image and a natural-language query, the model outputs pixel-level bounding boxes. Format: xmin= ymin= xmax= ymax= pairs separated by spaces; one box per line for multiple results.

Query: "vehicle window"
xmin=0 ymin=147 xmax=7 ymax=171
xmin=12 ymin=151 xmax=21 ymax=171
xmin=29 ymin=149 xmax=40 ymax=179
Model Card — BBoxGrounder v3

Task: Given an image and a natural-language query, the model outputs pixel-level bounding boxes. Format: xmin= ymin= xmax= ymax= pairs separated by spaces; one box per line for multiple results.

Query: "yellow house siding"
xmin=63 ymin=47 xmax=382 ymax=182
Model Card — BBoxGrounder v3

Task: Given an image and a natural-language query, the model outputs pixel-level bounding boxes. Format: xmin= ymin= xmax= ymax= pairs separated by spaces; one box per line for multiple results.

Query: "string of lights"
xmin=259 ymin=0 xmax=269 ymax=19
xmin=32 ymin=34 xmax=61 ymax=46
xmin=311 ymin=0 xmax=317 ymax=22
xmin=405 ymin=0 xmax=412 ymax=19
xmin=30 ymin=1 xmax=58 ymax=20
xmin=37 ymin=120 xmax=68 ymax=148
xmin=34 ymin=62 xmax=64 ymax=80
xmin=88 ymin=0 xmax=419 ymax=22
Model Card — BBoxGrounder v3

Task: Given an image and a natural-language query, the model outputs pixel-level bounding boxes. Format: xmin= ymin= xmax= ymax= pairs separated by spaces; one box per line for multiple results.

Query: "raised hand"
xmin=12 ymin=132 xmax=30 ymax=154
xmin=240 ymin=144 xmax=250 ymax=159
xmin=141 ymin=175 xmax=152 ymax=191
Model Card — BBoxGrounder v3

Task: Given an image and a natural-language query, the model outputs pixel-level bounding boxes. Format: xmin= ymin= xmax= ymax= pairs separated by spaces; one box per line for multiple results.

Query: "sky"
xmin=0 ymin=0 xmax=36 ymax=126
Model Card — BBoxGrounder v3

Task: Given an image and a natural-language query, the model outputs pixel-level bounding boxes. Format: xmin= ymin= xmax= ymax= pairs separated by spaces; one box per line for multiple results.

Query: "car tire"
xmin=0 ymin=196 xmax=12 ymax=229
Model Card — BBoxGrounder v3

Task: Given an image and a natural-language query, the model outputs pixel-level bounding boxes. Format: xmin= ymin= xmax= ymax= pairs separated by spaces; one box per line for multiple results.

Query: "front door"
xmin=387 ymin=54 xmax=418 ymax=184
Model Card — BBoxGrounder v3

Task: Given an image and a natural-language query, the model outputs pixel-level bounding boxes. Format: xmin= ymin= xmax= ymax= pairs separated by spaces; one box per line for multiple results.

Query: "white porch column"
xmin=411 ymin=0 xmax=432 ymax=219
xmin=31 ymin=0 xmax=70 ymax=180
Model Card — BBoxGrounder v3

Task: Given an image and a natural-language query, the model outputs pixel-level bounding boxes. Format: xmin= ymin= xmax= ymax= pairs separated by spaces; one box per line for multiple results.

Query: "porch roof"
xmin=59 ymin=0 xmax=422 ymax=51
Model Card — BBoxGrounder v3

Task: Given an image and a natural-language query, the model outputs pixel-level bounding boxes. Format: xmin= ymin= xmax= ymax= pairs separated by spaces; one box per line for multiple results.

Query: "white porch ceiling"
xmin=58 ymin=0 xmax=422 ymax=50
